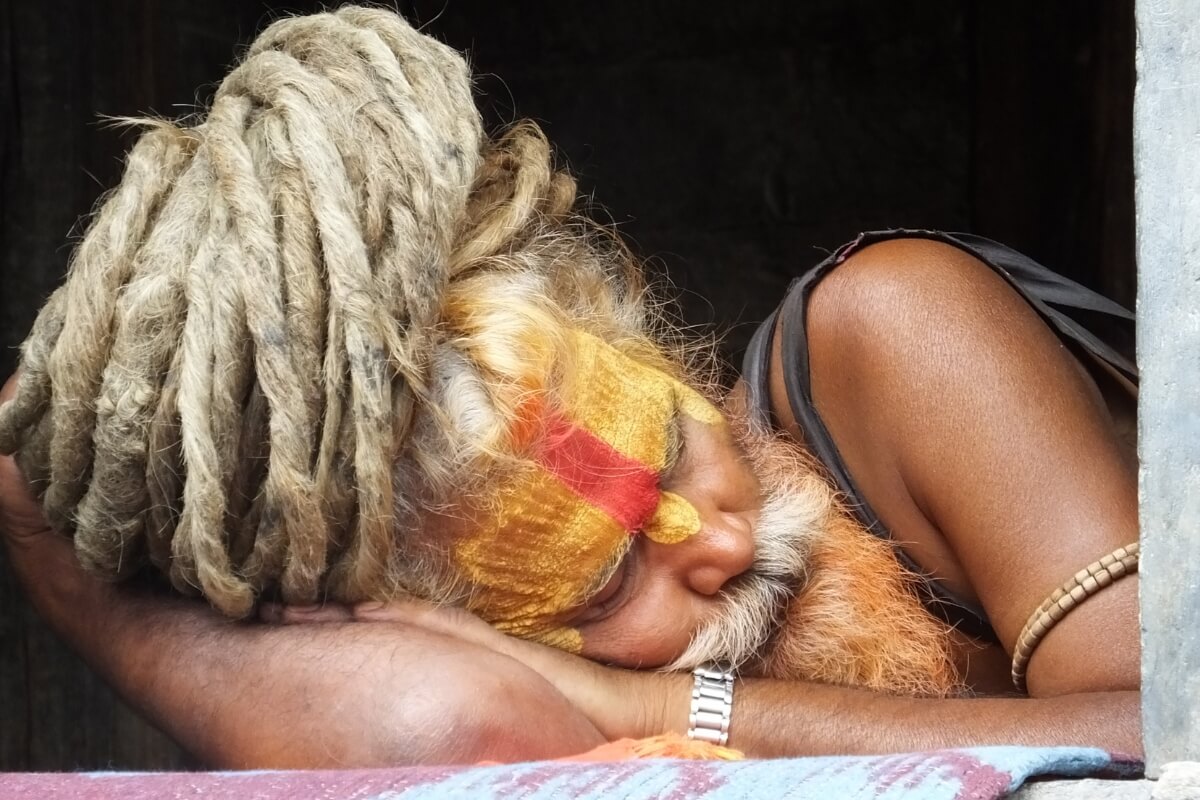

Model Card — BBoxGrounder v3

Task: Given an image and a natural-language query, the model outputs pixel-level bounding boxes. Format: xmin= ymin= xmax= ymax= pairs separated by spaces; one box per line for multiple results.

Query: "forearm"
xmin=6 ymin=533 xmax=604 ymax=767
xmin=348 ymin=599 xmax=1141 ymax=759
xmin=8 ymin=532 xmax=409 ymax=766
xmin=736 ymin=682 xmax=1140 ymax=757
xmin=649 ymin=673 xmax=1141 ymax=757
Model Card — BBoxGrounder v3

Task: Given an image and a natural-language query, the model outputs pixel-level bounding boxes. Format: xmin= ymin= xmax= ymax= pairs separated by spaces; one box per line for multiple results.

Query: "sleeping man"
xmin=0 ymin=6 xmax=1141 ymax=765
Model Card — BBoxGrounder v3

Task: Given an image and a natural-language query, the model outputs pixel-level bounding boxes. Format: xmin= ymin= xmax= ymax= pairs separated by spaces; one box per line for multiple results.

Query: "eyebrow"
xmin=661 ymin=407 xmax=684 ymax=477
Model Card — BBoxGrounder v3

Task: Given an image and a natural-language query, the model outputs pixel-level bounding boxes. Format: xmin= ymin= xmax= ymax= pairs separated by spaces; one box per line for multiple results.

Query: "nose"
xmin=666 ymin=509 xmax=756 ymax=597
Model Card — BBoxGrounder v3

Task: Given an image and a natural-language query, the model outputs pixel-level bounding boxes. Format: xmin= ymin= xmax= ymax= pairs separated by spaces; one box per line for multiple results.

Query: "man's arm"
xmin=793 ymin=237 xmax=1140 ymax=698
xmin=685 ymin=679 xmax=1141 ymax=757
xmin=318 ymin=596 xmax=1143 ymax=757
xmin=1 ymin=447 xmax=605 ymax=768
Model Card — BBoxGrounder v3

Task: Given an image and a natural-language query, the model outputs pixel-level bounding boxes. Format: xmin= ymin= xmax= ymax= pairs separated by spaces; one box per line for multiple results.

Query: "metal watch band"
xmin=687 ymin=665 xmax=734 ymax=745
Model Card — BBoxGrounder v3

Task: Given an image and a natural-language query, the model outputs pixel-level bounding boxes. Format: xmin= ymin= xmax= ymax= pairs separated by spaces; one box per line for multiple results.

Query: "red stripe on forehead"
xmin=536 ymin=412 xmax=660 ymax=533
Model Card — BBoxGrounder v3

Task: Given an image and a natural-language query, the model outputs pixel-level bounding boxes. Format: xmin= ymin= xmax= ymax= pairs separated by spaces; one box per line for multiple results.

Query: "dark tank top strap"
xmin=933 ymin=232 xmax=1136 ymax=382
xmin=741 ymin=229 xmax=1137 ymax=644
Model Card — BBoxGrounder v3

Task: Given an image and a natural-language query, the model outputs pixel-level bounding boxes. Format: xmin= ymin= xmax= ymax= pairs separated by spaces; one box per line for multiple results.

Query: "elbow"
xmin=202 ymin=658 xmax=602 ymax=769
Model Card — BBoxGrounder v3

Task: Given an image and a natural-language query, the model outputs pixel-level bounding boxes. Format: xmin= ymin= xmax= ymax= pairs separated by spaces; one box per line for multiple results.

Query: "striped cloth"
xmin=0 ymin=746 xmax=1142 ymax=799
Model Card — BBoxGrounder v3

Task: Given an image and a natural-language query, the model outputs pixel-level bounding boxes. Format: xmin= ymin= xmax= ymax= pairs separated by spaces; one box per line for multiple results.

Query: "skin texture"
xmin=0 ymin=238 xmax=1142 ymax=764
xmin=568 ymin=411 xmax=762 ymax=667
xmin=796 ymin=239 xmax=1139 ymax=698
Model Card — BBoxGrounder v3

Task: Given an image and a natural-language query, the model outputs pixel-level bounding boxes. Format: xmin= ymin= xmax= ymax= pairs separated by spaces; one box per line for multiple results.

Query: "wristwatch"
xmin=687 ymin=665 xmax=734 ymax=745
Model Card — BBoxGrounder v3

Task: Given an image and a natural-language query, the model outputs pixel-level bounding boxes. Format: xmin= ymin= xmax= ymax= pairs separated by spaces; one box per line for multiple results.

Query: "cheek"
xmin=453 ymin=469 xmax=629 ymax=628
xmin=579 ymin=576 xmax=701 ymax=668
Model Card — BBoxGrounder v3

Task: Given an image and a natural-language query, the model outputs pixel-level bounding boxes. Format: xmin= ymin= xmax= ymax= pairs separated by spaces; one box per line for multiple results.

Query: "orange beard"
xmin=756 ymin=511 xmax=963 ymax=698
xmin=671 ymin=410 xmax=962 ymax=698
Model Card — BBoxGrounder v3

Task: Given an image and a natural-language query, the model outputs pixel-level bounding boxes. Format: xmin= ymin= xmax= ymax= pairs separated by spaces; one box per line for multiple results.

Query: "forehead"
xmin=447 ymin=331 xmax=723 ymax=645
xmin=563 ymin=334 xmax=723 ymax=469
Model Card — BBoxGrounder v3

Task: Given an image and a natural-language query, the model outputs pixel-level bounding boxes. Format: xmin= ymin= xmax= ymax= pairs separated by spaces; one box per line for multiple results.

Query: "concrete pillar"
xmin=1135 ymin=0 xmax=1200 ymax=778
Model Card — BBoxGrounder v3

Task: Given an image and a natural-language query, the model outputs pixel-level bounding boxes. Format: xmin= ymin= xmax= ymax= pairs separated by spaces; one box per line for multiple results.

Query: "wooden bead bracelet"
xmin=1011 ymin=541 xmax=1140 ymax=694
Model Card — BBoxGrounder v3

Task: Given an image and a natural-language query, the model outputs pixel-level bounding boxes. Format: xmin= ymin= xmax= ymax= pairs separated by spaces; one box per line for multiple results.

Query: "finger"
xmin=353 ymin=598 xmax=506 ymax=649
xmin=0 ymin=454 xmax=52 ymax=541
xmin=354 ymin=599 xmax=485 ymax=638
xmin=351 ymin=597 xmax=439 ymax=621
xmin=277 ymin=602 xmax=354 ymax=624
xmin=0 ymin=372 xmax=18 ymax=405
xmin=259 ymin=601 xmax=283 ymax=623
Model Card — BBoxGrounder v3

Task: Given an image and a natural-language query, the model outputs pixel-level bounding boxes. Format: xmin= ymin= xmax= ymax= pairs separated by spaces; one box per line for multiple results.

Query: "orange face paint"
xmin=450 ymin=330 xmax=724 ymax=649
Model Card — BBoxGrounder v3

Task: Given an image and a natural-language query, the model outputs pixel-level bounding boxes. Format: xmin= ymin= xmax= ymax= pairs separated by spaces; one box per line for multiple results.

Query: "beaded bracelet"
xmin=1011 ymin=542 xmax=1140 ymax=693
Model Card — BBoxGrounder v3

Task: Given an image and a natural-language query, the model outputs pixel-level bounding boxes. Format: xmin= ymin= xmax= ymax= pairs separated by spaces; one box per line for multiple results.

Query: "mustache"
xmin=663 ymin=473 xmax=827 ymax=673
xmin=664 ymin=409 xmax=960 ymax=696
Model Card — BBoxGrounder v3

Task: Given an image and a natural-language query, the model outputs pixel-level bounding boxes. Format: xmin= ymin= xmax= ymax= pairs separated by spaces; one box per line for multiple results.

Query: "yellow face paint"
xmin=450 ymin=330 xmax=725 ymax=649
xmin=566 ymin=337 xmax=724 ymax=471
xmin=645 ymin=491 xmax=702 ymax=545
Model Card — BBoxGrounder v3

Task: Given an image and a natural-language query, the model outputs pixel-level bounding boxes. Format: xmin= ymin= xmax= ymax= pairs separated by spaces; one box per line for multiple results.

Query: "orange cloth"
xmin=560 ymin=733 xmax=744 ymax=762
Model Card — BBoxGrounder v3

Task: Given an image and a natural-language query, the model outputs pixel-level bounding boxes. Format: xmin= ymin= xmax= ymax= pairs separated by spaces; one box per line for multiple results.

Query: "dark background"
xmin=0 ymin=0 xmax=1133 ymax=770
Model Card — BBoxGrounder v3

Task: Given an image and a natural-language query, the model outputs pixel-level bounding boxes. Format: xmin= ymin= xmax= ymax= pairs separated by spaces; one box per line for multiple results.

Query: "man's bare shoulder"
xmin=797 ymin=238 xmax=1026 ymax=611
xmin=801 ymin=235 xmax=1139 ymax=698
xmin=799 ymin=234 xmax=1049 ymax=514
xmin=806 ymin=236 xmax=1017 ymax=358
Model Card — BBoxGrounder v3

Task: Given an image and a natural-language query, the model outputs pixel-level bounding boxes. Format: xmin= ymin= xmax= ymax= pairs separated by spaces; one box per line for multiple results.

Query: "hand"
xmin=0 ymin=373 xmax=53 ymax=549
xmin=268 ymin=598 xmax=684 ymax=742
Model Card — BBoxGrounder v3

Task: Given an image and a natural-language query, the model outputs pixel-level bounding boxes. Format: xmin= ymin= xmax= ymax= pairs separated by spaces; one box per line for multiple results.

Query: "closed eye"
xmin=569 ymin=540 xmax=639 ymax=626
xmin=566 ymin=412 xmax=683 ymax=629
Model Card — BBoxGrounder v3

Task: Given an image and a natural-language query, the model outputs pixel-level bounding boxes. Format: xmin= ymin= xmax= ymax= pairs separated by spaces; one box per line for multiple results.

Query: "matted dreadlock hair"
xmin=0 ymin=6 xmax=710 ymax=617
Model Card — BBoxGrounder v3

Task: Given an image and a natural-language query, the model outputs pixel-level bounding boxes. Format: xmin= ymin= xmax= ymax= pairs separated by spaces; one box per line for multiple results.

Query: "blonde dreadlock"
xmin=0 ymin=7 xmax=701 ymax=618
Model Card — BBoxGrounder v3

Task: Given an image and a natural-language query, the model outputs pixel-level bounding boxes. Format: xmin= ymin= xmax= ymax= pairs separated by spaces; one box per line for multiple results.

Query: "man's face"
xmin=441 ymin=328 xmax=815 ymax=668
xmin=562 ymin=405 xmax=961 ymax=699
xmin=445 ymin=331 xmax=743 ymax=653
xmin=562 ymin=406 xmax=789 ymax=669
xmin=440 ymin=333 xmax=956 ymax=693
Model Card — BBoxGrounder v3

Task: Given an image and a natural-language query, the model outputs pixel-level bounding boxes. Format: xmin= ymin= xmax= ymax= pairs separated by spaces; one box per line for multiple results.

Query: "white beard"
xmin=665 ymin=414 xmax=961 ymax=697
xmin=664 ymin=476 xmax=822 ymax=673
